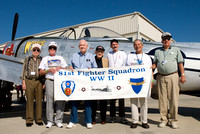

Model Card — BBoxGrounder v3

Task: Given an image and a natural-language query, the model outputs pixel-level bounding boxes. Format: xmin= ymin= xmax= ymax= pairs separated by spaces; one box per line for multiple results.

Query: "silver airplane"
xmin=0 ymin=13 xmax=200 ymax=100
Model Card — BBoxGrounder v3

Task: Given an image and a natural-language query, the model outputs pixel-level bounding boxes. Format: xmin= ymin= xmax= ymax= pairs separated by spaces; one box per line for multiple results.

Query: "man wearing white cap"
xmin=152 ymin=32 xmax=186 ymax=129
xmin=22 ymin=43 xmax=44 ymax=127
xmin=39 ymin=41 xmax=67 ymax=128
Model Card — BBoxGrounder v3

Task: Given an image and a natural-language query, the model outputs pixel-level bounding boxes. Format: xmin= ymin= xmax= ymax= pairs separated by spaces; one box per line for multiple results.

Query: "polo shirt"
xmin=153 ymin=46 xmax=183 ymax=75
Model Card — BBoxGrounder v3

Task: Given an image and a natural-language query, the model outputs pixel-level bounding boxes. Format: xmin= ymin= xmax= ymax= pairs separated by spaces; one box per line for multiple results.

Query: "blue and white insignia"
xmin=61 ymin=81 xmax=75 ymax=97
xmin=129 ymin=77 xmax=144 ymax=94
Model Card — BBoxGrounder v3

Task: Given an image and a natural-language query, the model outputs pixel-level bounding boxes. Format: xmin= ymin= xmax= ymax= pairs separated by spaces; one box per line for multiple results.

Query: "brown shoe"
xmin=130 ymin=123 xmax=138 ymax=128
xmin=92 ymin=122 xmax=96 ymax=125
xmin=101 ymin=121 xmax=106 ymax=124
xmin=142 ymin=123 xmax=150 ymax=129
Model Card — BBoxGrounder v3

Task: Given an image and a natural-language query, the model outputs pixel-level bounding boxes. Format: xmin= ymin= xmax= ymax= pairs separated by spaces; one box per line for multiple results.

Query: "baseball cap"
xmin=32 ymin=44 xmax=41 ymax=50
xmin=48 ymin=41 xmax=57 ymax=47
xmin=161 ymin=32 xmax=172 ymax=38
xmin=96 ymin=45 xmax=105 ymax=51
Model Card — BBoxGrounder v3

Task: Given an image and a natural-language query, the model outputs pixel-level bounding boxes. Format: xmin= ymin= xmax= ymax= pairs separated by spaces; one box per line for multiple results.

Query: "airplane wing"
xmin=0 ymin=54 xmax=23 ymax=84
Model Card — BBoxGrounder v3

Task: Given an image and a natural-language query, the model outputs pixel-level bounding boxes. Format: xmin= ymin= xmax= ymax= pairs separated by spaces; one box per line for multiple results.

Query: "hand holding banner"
xmin=54 ymin=65 xmax=152 ymax=100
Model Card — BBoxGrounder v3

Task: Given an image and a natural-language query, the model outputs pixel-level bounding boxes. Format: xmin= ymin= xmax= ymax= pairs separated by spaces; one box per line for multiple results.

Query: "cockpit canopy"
xmin=79 ymin=26 xmax=128 ymax=41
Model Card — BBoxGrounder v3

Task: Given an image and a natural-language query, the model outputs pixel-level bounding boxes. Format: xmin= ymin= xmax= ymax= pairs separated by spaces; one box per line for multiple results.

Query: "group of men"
xmin=21 ymin=32 xmax=185 ymax=129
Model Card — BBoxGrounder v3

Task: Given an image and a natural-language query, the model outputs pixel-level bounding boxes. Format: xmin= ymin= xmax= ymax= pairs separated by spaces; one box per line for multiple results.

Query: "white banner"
xmin=54 ymin=65 xmax=152 ymax=101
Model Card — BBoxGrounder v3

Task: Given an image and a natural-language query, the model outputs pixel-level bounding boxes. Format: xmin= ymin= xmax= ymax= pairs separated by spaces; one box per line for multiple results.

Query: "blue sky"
xmin=0 ymin=0 xmax=200 ymax=44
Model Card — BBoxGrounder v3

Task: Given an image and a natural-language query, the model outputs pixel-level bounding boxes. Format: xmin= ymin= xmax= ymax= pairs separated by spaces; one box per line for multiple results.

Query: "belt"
xmin=26 ymin=78 xmax=39 ymax=81
xmin=158 ymin=71 xmax=178 ymax=76
xmin=46 ymin=78 xmax=54 ymax=81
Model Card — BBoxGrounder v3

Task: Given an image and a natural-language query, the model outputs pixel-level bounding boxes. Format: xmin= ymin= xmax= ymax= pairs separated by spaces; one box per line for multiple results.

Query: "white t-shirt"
xmin=39 ymin=55 xmax=67 ymax=79
xmin=126 ymin=52 xmax=152 ymax=67
xmin=107 ymin=51 xmax=127 ymax=67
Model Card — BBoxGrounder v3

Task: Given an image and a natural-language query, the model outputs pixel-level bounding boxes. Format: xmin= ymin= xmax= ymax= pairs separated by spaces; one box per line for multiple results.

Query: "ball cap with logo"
xmin=32 ymin=44 xmax=41 ymax=50
xmin=95 ymin=45 xmax=105 ymax=51
xmin=48 ymin=41 xmax=57 ymax=47
xmin=161 ymin=32 xmax=172 ymax=38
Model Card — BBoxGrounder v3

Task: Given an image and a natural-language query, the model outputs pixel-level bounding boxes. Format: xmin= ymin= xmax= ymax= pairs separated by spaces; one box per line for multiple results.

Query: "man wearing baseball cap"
xmin=22 ymin=43 xmax=44 ymax=127
xmin=152 ymin=32 xmax=186 ymax=129
xmin=39 ymin=41 xmax=67 ymax=128
xmin=91 ymin=45 xmax=108 ymax=125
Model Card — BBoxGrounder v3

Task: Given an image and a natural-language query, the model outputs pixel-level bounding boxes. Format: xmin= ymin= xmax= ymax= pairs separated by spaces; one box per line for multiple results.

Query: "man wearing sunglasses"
xmin=22 ymin=44 xmax=44 ymax=127
xmin=39 ymin=41 xmax=67 ymax=128
xmin=152 ymin=32 xmax=186 ymax=129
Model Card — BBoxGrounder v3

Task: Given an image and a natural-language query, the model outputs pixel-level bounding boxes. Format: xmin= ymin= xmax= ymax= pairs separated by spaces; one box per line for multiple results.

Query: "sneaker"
xmin=110 ymin=117 xmax=116 ymax=123
xmin=171 ymin=122 xmax=178 ymax=129
xmin=46 ymin=122 xmax=53 ymax=128
xmin=56 ymin=122 xmax=63 ymax=128
xmin=66 ymin=122 xmax=76 ymax=129
xmin=86 ymin=123 xmax=93 ymax=129
xmin=158 ymin=122 xmax=166 ymax=128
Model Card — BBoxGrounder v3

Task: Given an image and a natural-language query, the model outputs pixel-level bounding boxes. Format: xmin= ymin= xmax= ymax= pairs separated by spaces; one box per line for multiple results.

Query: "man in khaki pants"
xmin=152 ymin=32 xmax=186 ymax=129
xmin=22 ymin=44 xmax=44 ymax=127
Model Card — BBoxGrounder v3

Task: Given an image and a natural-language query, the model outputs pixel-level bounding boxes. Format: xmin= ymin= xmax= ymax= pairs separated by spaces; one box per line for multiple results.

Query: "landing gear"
xmin=0 ymin=80 xmax=13 ymax=111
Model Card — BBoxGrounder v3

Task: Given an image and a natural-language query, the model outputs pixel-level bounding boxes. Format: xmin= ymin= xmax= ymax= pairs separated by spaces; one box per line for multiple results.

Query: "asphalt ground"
xmin=0 ymin=92 xmax=200 ymax=134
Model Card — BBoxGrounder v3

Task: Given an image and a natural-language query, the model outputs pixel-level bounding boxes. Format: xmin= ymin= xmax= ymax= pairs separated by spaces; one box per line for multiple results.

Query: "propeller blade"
xmin=11 ymin=13 xmax=19 ymax=41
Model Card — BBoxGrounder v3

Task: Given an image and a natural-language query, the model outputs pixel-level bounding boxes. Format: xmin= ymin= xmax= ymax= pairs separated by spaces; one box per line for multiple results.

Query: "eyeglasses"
xmin=33 ymin=49 xmax=40 ymax=52
xmin=162 ymin=37 xmax=171 ymax=41
xmin=49 ymin=46 xmax=57 ymax=50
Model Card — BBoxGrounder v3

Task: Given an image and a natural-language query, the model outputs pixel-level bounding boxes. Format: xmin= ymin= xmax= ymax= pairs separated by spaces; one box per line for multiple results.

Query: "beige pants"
xmin=130 ymin=98 xmax=148 ymax=123
xmin=157 ymin=73 xmax=180 ymax=123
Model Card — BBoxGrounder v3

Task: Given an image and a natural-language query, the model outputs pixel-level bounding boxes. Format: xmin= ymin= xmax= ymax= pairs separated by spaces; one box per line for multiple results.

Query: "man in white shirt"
xmin=107 ymin=39 xmax=128 ymax=124
xmin=127 ymin=39 xmax=152 ymax=129
xmin=39 ymin=41 xmax=67 ymax=128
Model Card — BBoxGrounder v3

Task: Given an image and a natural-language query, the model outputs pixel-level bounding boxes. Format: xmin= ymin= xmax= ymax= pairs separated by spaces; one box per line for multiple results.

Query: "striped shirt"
xmin=22 ymin=55 xmax=42 ymax=80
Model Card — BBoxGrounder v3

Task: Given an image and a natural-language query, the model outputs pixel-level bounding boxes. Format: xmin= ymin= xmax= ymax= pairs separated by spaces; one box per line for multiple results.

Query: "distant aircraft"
xmin=1 ymin=13 xmax=200 ymax=100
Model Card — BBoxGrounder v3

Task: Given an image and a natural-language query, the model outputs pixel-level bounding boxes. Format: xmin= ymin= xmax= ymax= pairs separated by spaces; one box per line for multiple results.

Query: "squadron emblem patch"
xmin=129 ymin=77 xmax=144 ymax=94
xmin=61 ymin=81 xmax=75 ymax=97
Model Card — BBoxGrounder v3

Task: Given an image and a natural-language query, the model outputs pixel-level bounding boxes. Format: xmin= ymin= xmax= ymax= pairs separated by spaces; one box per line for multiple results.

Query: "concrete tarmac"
xmin=0 ymin=93 xmax=200 ymax=134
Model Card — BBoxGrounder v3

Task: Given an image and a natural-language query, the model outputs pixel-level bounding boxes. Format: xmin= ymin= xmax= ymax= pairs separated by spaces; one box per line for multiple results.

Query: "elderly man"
xmin=152 ymin=32 xmax=186 ymax=129
xmin=107 ymin=39 xmax=128 ymax=124
xmin=39 ymin=41 xmax=67 ymax=128
xmin=91 ymin=45 xmax=108 ymax=125
xmin=127 ymin=39 xmax=152 ymax=129
xmin=22 ymin=44 xmax=44 ymax=127
xmin=67 ymin=39 xmax=97 ymax=129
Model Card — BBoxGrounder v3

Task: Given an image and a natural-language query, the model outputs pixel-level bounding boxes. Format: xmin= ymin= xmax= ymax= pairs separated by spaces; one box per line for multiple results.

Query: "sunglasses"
xmin=49 ymin=46 xmax=57 ymax=50
xmin=33 ymin=49 xmax=40 ymax=52
xmin=162 ymin=37 xmax=171 ymax=41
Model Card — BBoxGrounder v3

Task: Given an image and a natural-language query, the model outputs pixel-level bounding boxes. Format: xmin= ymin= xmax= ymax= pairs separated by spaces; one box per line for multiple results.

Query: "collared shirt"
xmin=127 ymin=52 xmax=152 ymax=67
xmin=22 ymin=55 xmax=42 ymax=80
xmin=69 ymin=52 xmax=97 ymax=69
xmin=153 ymin=46 xmax=183 ymax=75
xmin=107 ymin=50 xmax=127 ymax=67
xmin=39 ymin=55 xmax=67 ymax=79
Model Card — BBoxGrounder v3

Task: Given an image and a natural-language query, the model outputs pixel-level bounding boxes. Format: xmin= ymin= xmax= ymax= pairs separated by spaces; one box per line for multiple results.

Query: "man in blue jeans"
xmin=67 ymin=40 xmax=97 ymax=129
